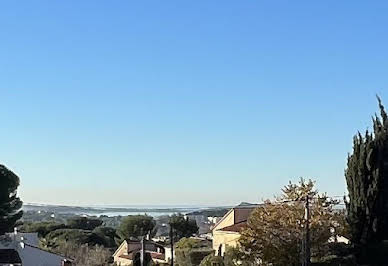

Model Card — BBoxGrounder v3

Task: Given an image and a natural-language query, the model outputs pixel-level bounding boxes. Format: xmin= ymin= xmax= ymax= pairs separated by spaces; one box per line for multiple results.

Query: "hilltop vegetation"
xmin=187 ymin=208 xmax=229 ymax=218
xmin=0 ymin=165 xmax=23 ymax=235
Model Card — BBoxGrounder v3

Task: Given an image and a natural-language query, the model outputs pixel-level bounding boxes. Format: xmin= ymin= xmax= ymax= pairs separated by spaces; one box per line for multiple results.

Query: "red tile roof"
xmin=119 ymin=252 xmax=165 ymax=261
xmin=219 ymin=221 xmax=247 ymax=233
xmin=150 ymin=252 xmax=165 ymax=260
xmin=119 ymin=254 xmax=134 ymax=260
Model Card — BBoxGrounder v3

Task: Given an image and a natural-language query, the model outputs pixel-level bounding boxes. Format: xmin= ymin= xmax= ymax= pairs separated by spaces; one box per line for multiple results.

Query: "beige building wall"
xmin=113 ymin=241 xmax=132 ymax=266
xmin=213 ymin=231 xmax=241 ymax=256
xmin=114 ymin=257 xmax=132 ymax=266
xmin=212 ymin=209 xmax=240 ymax=254
xmin=212 ymin=206 xmax=257 ymax=256
xmin=213 ymin=209 xmax=235 ymax=231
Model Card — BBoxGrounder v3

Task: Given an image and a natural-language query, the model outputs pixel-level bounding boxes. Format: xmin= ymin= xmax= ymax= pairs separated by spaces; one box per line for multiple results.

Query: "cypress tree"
xmin=345 ymin=96 xmax=388 ymax=262
xmin=0 ymin=164 xmax=23 ymax=235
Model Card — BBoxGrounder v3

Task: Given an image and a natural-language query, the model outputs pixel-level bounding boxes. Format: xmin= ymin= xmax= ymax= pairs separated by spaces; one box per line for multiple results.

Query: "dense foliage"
xmin=116 ymin=215 xmax=156 ymax=243
xmin=44 ymin=229 xmax=94 ymax=248
xmin=92 ymin=226 xmax=118 ymax=248
xmin=345 ymin=97 xmax=388 ymax=263
xmin=21 ymin=221 xmax=66 ymax=237
xmin=169 ymin=213 xmax=199 ymax=241
xmin=199 ymin=247 xmax=249 ymax=266
xmin=28 ymin=218 xmax=116 ymax=265
xmin=239 ymin=179 xmax=345 ymax=266
xmin=0 ymin=164 xmax=23 ymax=235
xmin=51 ymin=242 xmax=112 ymax=266
xmin=187 ymin=208 xmax=229 ymax=217
xmin=21 ymin=216 xmax=118 ymax=249
xmin=175 ymin=237 xmax=213 ymax=266
xmin=67 ymin=216 xmax=103 ymax=230
xmin=199 ymin=253 xmax=224 ymax=266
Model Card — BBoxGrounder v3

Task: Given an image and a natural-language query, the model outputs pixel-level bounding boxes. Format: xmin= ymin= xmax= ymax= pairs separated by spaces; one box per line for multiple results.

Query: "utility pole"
xmin=303 ymin=196 xmax=311 ymax=266
xmin=140 ymin=236 xmax=145 ymax=266
xmin=170 ymin=224 xmax=174 ymax=266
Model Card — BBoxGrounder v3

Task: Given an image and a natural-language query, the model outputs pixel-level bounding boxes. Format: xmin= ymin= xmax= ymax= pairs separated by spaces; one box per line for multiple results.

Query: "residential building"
xmin=208 ymin=216 xmax=222 ymax=224
xmin=0 ymin=230 xmax=72 ymax=266
xmin=212 ymin=203 xmax=259 ymax=256
xmin=113 ymin=239 xmax=169 ymax=265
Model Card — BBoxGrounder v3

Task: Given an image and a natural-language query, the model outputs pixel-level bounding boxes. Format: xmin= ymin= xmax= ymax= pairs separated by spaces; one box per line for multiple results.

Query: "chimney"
xmin=19 ymin=236 xmax=25 ymax=249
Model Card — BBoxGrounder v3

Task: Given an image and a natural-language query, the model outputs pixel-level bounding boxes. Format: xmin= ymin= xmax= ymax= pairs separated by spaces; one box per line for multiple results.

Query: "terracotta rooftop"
xmin=219 ymin=221 xmax=247 ymax=233
xmin=119 ymin=254 xmax=133 ymax=260
xmin=119 ymin=251 xmax=165 ymax=260
xmin=234 ymin=202 xmax=262 ymax=209
xmin=150 ymin=252 xmax=165 ymax=260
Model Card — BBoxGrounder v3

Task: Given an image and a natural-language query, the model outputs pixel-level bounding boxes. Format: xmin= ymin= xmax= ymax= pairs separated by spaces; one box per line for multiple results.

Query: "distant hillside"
xmin=187 ymin=202 xmax=261 ymax=217
xmin=187 ymin=207 xmax=229 ymax=217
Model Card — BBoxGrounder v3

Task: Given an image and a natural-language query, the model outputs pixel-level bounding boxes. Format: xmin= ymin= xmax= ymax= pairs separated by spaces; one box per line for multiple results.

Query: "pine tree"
xmin=345 ymin=96 xmax=388 ymax=262
xmin=0 ymin=164 xmax=23 ymax=235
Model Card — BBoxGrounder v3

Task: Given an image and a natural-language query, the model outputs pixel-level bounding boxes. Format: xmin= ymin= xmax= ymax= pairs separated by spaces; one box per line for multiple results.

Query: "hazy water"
xmin=82 ymin=206 xmax=202 ymax=217
xmin=91 ymin=211 xmax=187 ymax=217
xmin=23 ymin=204 xmax=206 ymax=217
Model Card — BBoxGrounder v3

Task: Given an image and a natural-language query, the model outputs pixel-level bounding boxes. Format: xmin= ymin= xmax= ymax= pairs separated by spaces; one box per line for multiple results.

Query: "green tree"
xmin=223 ymin=246 xmax=252 ymax=266
xmin=43 ymin=227 xmax=118 ymax=249
xmin=20 ymin=221 xmax=66 ymax=237
xmin=199 ymin=253 xmax=224 ymax=266
xmin=169 ymin=213 xmax=199 ymax=241
xmin=67 ymin=217 xmax=103 ymax=230
xmin=44 ymin=229 xmax=93 ymax=248
xmin=175 ymin=237 xmax=213 ymax=266
xmin=199 ymin=246 xmax=252 ymax=266
xmin=0 ymin=164 xmax=23 ymax=235
xmin=239 ymin=179 xmax=343 ymax=266
xmin=116 ymin=215 xmax=156 ymax=244
xmin=50 ymin=242 xmax=112 ymax=266
xmin=345 ymin=96 xmax=388 ymax=264
xmin=92 ymin=226 xmax=118 ymax=248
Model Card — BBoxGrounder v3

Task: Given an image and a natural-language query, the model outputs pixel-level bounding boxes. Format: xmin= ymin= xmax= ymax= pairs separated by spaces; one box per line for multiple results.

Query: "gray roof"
xmin=0 ymin=233 xmax=72 ymax=266
xmin=6 ymin=232 xmax=39 ymax=247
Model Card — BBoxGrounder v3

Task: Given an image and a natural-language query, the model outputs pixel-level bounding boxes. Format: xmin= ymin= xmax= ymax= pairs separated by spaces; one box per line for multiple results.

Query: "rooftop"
xmin=219 ymin=221 xmax=247 ymax=233
xmin=234 ymin=202 xmax=262 ymax=209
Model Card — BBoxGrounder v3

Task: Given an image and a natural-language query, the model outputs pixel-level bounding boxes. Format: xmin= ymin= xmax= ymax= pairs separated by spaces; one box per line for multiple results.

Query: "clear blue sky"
xmin=0 ymin=1 xmax=387 ymax=206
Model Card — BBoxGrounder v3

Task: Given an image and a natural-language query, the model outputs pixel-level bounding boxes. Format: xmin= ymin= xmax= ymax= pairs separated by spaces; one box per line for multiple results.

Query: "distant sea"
xmin=23 ymin=204 xmax=211 ymax=217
